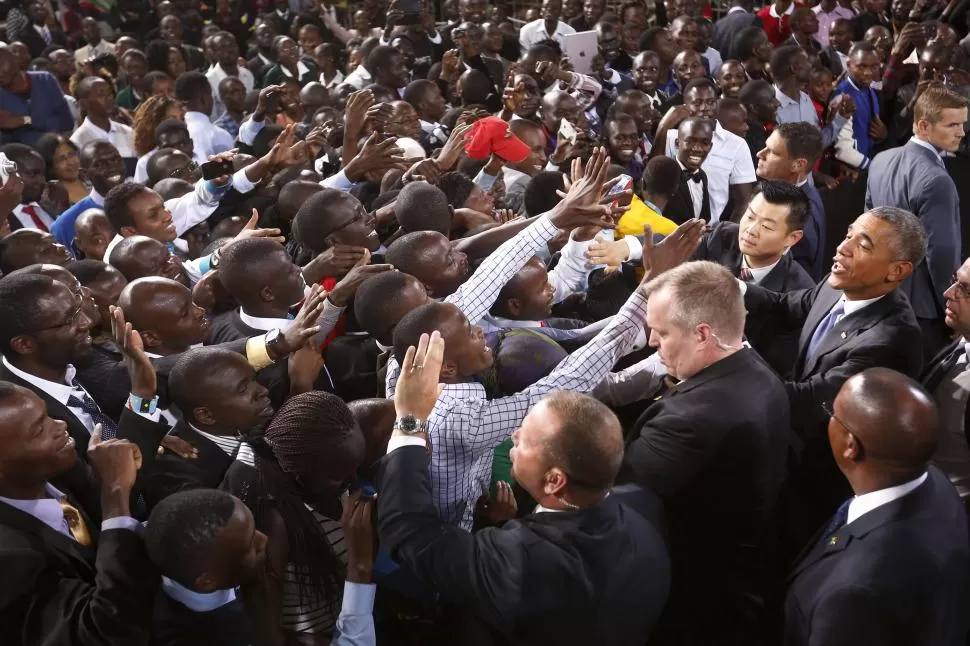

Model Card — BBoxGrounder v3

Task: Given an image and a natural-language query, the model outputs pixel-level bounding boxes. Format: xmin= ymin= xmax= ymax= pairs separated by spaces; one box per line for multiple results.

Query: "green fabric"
xmin=260 ymin=60 xmax=319 ymax=89
xmin=490 ymin=439 xmax=514 ymax=497
xmin=115 ymin=86 xmax=140 ymax=110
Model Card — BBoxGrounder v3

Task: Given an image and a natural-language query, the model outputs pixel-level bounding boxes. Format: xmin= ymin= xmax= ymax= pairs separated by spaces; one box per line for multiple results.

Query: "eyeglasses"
xmin=36 ymin=303 xmax=83 ymax=331
xmin=170 ymin=161 xmax=199 ymax=179
xmin=820 ymin=400 xmax=864 ymax=450
xmin=950 ymin=273 xmax=970 ymax=299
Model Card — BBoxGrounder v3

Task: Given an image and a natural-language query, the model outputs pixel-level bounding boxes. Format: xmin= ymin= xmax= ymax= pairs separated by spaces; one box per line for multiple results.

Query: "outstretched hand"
xmin=108 ymin=305 xmax=157 ymax=399
xmin=639 ymin=219 xmax=706 ymax=285
xmin=548 ymin=147 xmax=630 ymax=230
xmin=393 ymin=330 xmax=445 ymax=425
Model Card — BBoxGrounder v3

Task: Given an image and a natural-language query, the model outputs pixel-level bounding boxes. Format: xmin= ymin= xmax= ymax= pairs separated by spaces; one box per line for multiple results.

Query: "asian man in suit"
xmin=618 ymin=260 xmax=794 ymax=646
xmin=784 ymin=368 xmax=970 ymax=645
xmin=695 ymin=180 xmax=816 ymax=375
xmin=379 ymin=334 xmax=671 ymax=646
xmin=666 ymin=117 xmax=713 ymax=224
xmin=742 ymin=207 xmax=925 ymax=548
xmin=866 ymin=85 xmax=968 ymax=360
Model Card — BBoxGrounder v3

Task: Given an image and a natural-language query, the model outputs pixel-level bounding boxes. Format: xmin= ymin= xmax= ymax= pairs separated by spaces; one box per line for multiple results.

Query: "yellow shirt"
xmin=616 ymin=195 xmax=677 ymax=238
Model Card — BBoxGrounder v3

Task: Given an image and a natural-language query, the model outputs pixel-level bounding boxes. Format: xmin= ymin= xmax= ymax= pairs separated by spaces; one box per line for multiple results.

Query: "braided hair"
xmin=244 ymin=392 xmax=363 ymax=605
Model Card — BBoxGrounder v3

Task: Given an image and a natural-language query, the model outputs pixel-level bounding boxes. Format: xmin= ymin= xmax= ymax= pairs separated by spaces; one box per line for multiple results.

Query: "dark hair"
xmin=217 ymin=238 xmax=282 ymax=298
xmin=103 ymin=181 xmax=150 ymax=231
xmin=292 ymin=189 xmax=361 ymax=252
xmin=734 ymin=26 xmax=767 ymax=61
xmin=144 ymin=489 xmax=238 ymax=586
xmin=770 ymin=45 xmax=803 ymax=83
xmin=392 ymin=301 xmax=450 ymax=364
xmin=402 ymin=78 xmax=437 ymax=107
xmin=154 ymin=118 xmax=188 ymax=143
xmin=848 ymin=40 xmax=877 ymax=58
xmin=437 ymin=171 xmax=476 ymax=209
xmin=638 ymin=26 xmax=667 ymax=52
xmin=738 ymin=78 xmax=773 ymax=104
xmin=384 ymin=231 xmax=439 ymax=278
xmin=755 ymin=179 xmax=811 ymax=232
xmin=718 ymin=97 xmax=745 ymax=114
xmin=354 ymin=271 xmax=421 ymax=344
xmin=775 ymin=121 xmax=824 ymax=167
xmin=0 ymin=274 xmax=54 ymax=354
xmin=524 ymin=171 xmax=565 ymax=218
xmin=683 ymin=77 xmax=716 ymax=98
xmin=142 ymin=70 xmax=170 ymax=94
xmin=396 ymin=182 xmax=452 ymax=235
xmin=34 ymin=133 xmax=78 ymax=180
xmin=145 ymin=39 xmax=182 ymax=73
xmin=65 ymin=259 xmax=111 ymax=285
xmin=168 ymin=346 xmax=242 ymax=421
xmin=365 ymin=45 xmax=398 ymax=73
xmin=0 ymin=143 xmax=39 ymax=167
xmin=174 ymin=70 xmax=210 ymax=103
xmin=641 ymin=156 xmax=682 ymax=198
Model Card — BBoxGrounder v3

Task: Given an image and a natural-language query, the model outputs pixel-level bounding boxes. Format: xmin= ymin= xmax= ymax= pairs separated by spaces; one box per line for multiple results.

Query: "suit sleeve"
xmin=0 ymin=528 xmax=158 ymax=645
xmin=377 ymin=446 xmax=530 ymax=628
xmin=744 ymin=282 xmax=819 ymax=333
xmin=806 ymin=585 xmax=894 ymax=646
xmin=914 ymin=174 xmax=961 ymax=313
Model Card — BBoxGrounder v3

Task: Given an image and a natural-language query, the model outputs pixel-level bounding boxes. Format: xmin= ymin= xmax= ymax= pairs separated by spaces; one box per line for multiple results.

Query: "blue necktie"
xmin=823 ymin=498 xmax=852 ymax=541
xmin=805 ymin=301 xmax=845 ymax=363
xmin=67 ymin=379 xmax=118 ymax=439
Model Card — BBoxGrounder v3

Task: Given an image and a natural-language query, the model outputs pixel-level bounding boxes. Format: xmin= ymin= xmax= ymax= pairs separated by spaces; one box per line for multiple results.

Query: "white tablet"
xmin=562 ymin=30 xmax=598 ymax=75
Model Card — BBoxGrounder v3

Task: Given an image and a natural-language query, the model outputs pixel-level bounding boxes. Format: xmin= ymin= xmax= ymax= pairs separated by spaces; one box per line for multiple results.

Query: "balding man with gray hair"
xmin=742 ymin=206 xmax=926 ymax=559
xmin=619 ymin=259 xmax=794 ymax=646
xmin=785 ymin=368 xmax=970 ymax=645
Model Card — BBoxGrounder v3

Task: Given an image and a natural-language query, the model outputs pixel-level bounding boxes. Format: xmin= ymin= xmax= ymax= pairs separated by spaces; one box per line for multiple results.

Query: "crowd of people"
xmin=1 ymin=0 xmax=970 ymax=643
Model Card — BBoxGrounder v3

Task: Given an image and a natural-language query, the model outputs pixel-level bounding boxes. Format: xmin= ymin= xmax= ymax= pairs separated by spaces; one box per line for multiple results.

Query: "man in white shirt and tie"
xmin=0 ymin=143 xmax=57 ymax=232
xmin=205 ymin=33 xmax=255 ymax=123
xmin=519 ymin=0 xmax=576 ymax=55
xmin=70 ymin=77 xmax=136 ymax=159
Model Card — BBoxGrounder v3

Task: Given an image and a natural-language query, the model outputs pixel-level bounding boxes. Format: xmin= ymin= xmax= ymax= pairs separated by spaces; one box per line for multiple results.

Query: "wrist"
xmin=346 ymin=561 xmax=374 ymax=584
xmin=328 ymin=289 xmax=348 ymax=307
xmin=99 ymin=484 xmax=131 ymax=519
xmin=127 ymin=392 xmax=159 ymax=413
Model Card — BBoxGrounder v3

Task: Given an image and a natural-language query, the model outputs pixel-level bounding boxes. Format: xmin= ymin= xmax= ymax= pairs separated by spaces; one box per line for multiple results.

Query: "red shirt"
xmin=756 ymin=3 xmax=805 ymax=46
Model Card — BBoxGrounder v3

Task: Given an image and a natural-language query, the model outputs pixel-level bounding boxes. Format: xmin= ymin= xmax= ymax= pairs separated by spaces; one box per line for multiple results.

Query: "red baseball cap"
xmin=464 ymin=116 xmax=530 ymax=163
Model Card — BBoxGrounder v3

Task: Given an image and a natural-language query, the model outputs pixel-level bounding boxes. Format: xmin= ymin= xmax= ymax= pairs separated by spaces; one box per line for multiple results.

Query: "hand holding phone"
xmin=201 ymin=159 xmax=234 ymax=180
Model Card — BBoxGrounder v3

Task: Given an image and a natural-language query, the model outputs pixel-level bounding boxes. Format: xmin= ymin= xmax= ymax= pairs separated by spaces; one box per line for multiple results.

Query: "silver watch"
xmin=394 ymin=414 xmax=427 ymax=434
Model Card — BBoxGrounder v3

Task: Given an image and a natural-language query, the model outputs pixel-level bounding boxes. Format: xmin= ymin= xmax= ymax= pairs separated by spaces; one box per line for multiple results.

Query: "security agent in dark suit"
xmin=666 ymin=117 xmax=713 ymax=224
xmin=695 ymin=181 xmax=816 ymax=375
xmin=0 ymin=383 xmax=161 ymax=646
xmin=380 ymin=336 xmax=671 ymax=646
xmin=618 ymin=260 xmax=794 ymax=646
xmin=784 ymin=368 xmax=970 ymax=646
xmin=742 ymin=207 xmax=925 ymax=545
xmin=921 ymin=256 xmax=970 ymax=503
xmin=712 ymin=0 xmax=762 ymax=60
xmin=866 ymin=85 xmax=968 ymax=359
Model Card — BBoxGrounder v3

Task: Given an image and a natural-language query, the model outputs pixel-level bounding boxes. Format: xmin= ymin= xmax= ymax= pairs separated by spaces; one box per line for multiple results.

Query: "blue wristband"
xmin=127 ymin=393 xmax=159 ymax=415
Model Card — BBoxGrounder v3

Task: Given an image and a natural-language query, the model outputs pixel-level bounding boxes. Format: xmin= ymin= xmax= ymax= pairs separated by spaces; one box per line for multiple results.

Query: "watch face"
xmin=398 ymin=415 xmax=418 ymax=432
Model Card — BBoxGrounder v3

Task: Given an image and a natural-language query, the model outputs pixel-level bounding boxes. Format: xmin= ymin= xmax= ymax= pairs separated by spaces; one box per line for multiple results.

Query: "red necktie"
xmin=21 ymin=204 xmax=48 ymax=232
xmin=739 ymin=267 xmax=753 ymax=282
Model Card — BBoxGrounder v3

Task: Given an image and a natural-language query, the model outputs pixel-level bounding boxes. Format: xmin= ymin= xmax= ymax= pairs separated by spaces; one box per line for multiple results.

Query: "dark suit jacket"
xmin=0 ymin=435 xmax=160 ymax=644
xmin=378 ymin=445 xmax=671 ymax=646
xmin=16 ymin=25 xmax=68 ymax=58
xmin=793 ymin=176 xmax=827 ymax=282
xmin=152 ymin=591 xmax=256 ymax=646
xmin=712 ymin=10 xmax=762 ymax=60
xmin=620 ymin=348 xmax=793 ymax=645
xmin=695 ymin=222 xmax=816 ymax=375
xmin=744 ymin=281 xmax=922 ymax=535
xmin=784 ymin=467 xmax=970 ymax=646
xmin=865 ymin=140 xmax=961 ymax=321
xmin=819 ymin=44 xmax=846 ymax=77
xmin=665 ymin=169 xmax=711 ymax=224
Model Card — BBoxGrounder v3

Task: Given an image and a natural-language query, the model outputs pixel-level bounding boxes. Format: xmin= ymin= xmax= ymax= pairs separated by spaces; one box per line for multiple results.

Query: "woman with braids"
xmin=131 ymin=94 xmax=187 ymax=183
xmin=228 ymin=391 xmax=367 ymax=645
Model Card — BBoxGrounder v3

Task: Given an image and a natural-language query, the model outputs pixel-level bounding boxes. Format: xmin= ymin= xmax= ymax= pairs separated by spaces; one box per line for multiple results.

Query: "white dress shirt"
xmin=666 ymin=122 xmax=756 ymax=223
xmin=742 ymin=254 xmax=782 ymax=284
xmin=676 ymin=159 xmax=706 ymax=219
xmin=11 ymin=202 xmax=54 ymax=231
xmin=321 ymin=70 xmax=345 ymax=90
xmin=206 ymin=64 xmax=255 ymax=123
xmin=70 ymin=118 xmax=135 ymax=158
xmin=2 ymin=356 xmax=97 ymax=433
xmin=343 ymin=64 xmax=372 ymax=90
xmin=184 ymin=111 xmax=235 ymax=164
xmin=518 ymin=19 xmax=576 ymax=55
xmin=134 ymin=148 xmax=157 ymax=184
xmin=846 ymin=472 xmax=928 ymax=524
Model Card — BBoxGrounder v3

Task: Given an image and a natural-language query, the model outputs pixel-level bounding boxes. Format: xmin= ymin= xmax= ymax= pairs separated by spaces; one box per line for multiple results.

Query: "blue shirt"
xmin=213 ymin=112 xmax=241 ymax=140
xmin=0 ymin=72 xmax=74 ymax=146
xmin=50 ymin=192 xmax=102 ymax=255
xmin=835 ymin=77 xmax=880 ymax=159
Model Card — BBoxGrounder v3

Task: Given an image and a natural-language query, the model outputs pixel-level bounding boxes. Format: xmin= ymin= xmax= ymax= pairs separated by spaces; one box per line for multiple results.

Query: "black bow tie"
xmin=683 ymin=169 xmax=702 ymax=183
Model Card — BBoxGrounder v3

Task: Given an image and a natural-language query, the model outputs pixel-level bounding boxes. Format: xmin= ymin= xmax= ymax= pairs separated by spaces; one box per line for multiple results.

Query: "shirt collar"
xmin=910 ymin=136 xmax=944 ymax=162
xmin=281 ymin=60 xmax=310 ymax=79
xmin=728 ymin=5 xmax=748 ymax=12
xmin=81 ymin=117 xmax=115 ymax=138
xmin=840 ymin=293 xmax=888 ymax=317
xmin=162 ymin=577 xmax=237 ymax=612
xmin=89 ymin=188 xmax=105 ymax=206
xmin=846 ymin=472 xmax=927 ymax=524
xmin=258 ymin=53 xmax=273 ymax=66
xmin=769 ymin=2 xmax=795 ymax=18
xmin=188 ymin=422 xmax=243 ymax=457
xmin=184 ymin=111 xmax=211 ymax=124
xmin=1 ymin=356 xmax=78 ymax=407
xmin=742 ymin=254 xmax=782 ymax=284
xmin=774 ymin=84 xmax=799 ymax=107
xmin=238 ymin=308 xmax=294 ymax=332
xmin=0 ymin=482 xmax=68 ymax=536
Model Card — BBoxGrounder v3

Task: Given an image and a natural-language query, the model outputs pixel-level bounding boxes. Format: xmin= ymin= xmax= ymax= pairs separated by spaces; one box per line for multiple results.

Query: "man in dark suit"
xmin=16 ymin=0 xmax=68 ymax=59
xmin=782 ymin=7 xmax=823 ymax=55
xmin=755 ymin=122 xmax=827 ymax=281
xmin=784 ymin=368 xmax=970 ymax=645
xmin=819 ymin=18 xmax=852 ymax=77
xmin=921 ymin=256 xmax=970 ymax=503
xmin=619 ymin=260 xmax=794 ymax=646
xmin=743 ymin=207 xmax=925 ymax=544
xmin=866 ymin=85 xmax=968 ymax=359
xmin=695 ymin=180 xmax=816 ymax=375
xmin=379 ymin=341 xmax=671 ymax=645
xmin=712 ymin=0 xmax=761 ymax=60
xmin=0 ymin=383 xmax=161 ymax=645
xmin=666 ymin=117 xmax=713 ymax=224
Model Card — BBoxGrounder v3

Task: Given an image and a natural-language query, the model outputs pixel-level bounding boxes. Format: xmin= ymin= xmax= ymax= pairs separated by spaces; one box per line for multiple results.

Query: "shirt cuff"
xmin=102 ymin=516 xmax=140 ymax=532
xmin=196 ymin=253 xmax=213 ymax=275
xmin=246 ymin=334 xmax=275 ymax=371
xmin=205 ymin=178 xmax=232 ymax=197
xmin=736 ymin=278 xmax=748 ymax=295
xmin=623 ymin=235 xmax=642 ymax=262
xmin=233 ymin=167 xmax=258 ymax=194
xmin=386 ymin=436 xmax=427 ymax=454
xmin=473 ymin=169 xmax=497 ymax=191
xmin=238 ymin=116 xmax=265 ymax=146
xmin=341 ymin=581 xmax=376 ymax=614
xmin=427 ymin=31 xmax=442 ymax=44
xmin=322 ymin=169 xmax=357 ymax=191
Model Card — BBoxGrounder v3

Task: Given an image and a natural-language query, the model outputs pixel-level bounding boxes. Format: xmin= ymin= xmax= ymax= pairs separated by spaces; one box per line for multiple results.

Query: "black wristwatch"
xmin=394 ymin=414 xmax=428 ymax=435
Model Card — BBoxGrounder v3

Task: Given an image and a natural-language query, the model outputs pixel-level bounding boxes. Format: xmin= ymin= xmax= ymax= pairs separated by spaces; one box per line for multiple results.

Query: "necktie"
xmin=67 ymin=379 xmax=118 ymax=439
xmin=59 ymin=499 xmax=92 ymax=546
xmin=683 ymin=169 xmax=702 ymax=183
xmin=739 ymin=266 xmax=754 ymax=282
xmin=41 ymin=27 xmax=51 ymax=45
xmin=822 ymin=497 xmax=852 ymax=542
xmin=21 ymin=204 xmax=48 ymax=232
xmin=805 ymin=301 xmax=846 ymax=363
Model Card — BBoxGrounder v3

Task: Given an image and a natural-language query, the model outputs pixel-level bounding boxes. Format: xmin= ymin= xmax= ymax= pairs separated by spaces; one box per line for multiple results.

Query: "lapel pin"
xmin=840 ymin=332 xmax=847 ymax=340
xmin=829 ymin=536 xmax=839 ymax=545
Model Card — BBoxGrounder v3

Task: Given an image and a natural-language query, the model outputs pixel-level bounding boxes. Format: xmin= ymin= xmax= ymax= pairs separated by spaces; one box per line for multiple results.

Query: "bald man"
xmin=73 ymin=209 xmax=115 ymax=261
xmin=785 ymin=368 xmax=970 ymax=645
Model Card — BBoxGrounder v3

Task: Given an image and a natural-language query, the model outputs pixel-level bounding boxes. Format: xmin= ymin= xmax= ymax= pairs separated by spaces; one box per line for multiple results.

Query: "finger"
xmin=413 ymin=332 xmax=431 ymax=370
xmin=90 ymin=423 xmax=102 ymax=448
xmin=427 ymin=329 xmax=445 ymax=370
xmin=401 ymin=342 xmax=417 ymax=373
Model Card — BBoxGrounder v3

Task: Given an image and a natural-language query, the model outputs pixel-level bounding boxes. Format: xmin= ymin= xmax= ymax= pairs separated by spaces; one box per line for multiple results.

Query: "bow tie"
xmin=683 ymin=169 xmax=702 ymax=183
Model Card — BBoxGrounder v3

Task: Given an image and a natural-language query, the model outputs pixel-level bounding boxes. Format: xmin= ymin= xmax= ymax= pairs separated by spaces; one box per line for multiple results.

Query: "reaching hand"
xmin=585 ymin=235 xmax=631 ymax=270
xmin=108 ymin=305 xmax=157 ymax=399
xmin=87 ymin=424 xmax=142 ymax=499
xmin=869 ymin=115 xmax=888 ymax=141
xmin=276 ymin=283 xmax=327 ymax=357
xmin=502 ymin=80 xmax=527 ymax=114
xmin=344 ymin=133 xmax=408 ymax=181
xmin=394 ymin=330 xmax=445 ymax=423
xmin=435 ymin=122 xmax=473 ymax=171
xmin=548 ymin=147 xmax=629 ymax=230
xmin=639 ymin=219 xmax=706 ymax=285
xmin=342 ymin=490 xmax=376 ymax=584
xmin=158 ymin=434 xmax=199 ymax=459
xmin=441 ymin=49 xmax=462 ymax=83
xmin=344 ymin=89 xmax=376 ymax=139
xmin=287 ymin=340 xmax=326 ymax=395
xmin=329 ymin=262 xmax=393 ymax=307
xmin=254 ymin=84 xmax=285 ymax=121
xmin=303 ymin=244 xmax=370 ymax=282
xmin=404 ymin=158 xmax=442 ymax=184
xmin=477 ymin=480 xmax=518 ymax=524
xmin=228 ymin=209 xmax=285 ymax=245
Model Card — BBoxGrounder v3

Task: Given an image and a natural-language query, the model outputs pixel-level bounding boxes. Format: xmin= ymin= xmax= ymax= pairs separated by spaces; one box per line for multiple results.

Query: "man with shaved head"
xmin=109 ymin=236 xmax=190 ymax=286
xmin=785 ymin=368 xmax=970 ymax=645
